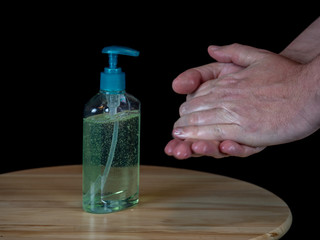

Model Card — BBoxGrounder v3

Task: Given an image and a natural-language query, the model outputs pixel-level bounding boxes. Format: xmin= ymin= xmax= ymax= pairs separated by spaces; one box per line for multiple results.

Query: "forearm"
xmin=310 ymin=55 xmax=320 ymax=108
xmin=280 ymin=17 xmax=320 ymax=64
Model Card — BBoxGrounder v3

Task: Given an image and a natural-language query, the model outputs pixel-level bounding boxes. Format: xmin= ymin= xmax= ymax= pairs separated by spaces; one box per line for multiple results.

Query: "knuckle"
xmin=179 ymin=98 xmax=203 ymax=116
xmin=213 ymin=125 xmax=224 ymax=138
xmin=182 ymin=125 xmax=199 ymax=139
xmin=186 ymin=93 xmax=195 ymax=101
xmin=220 ymin=74 xmax=239 ymax=84
xmin=188 ymin=113 xmax=200 ymax=125
xmin=229 ymin=43 xmax=241 ymax=49
xmin=199 ymin=80 xmax=212 ymax=90
xmin=192 ymin=126 xmax=201 ymax=138
xmin=206 ymin=125 xmax=227 ymax=141
xmin=179 ymin=103 xmax=187 ymax=116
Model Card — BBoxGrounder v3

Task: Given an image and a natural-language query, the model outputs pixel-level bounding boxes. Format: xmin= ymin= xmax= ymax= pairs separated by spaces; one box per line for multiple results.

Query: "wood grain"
xmin=0 ymin=165 xmax=291 ymax=239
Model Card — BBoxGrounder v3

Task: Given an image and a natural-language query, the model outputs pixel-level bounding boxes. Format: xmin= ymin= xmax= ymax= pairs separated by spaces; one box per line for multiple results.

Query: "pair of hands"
xmin=165 ymin=43 xmax=320 ymax=159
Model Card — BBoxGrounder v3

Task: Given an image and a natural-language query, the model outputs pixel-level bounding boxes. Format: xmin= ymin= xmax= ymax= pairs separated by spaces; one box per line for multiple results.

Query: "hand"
xmin=165 ymin=47 xmax=264 ymax=159
xmin=171 ymin=44 xmax=319 ymax=151
xmin=166 ymin=18 xmax=320 ymax=160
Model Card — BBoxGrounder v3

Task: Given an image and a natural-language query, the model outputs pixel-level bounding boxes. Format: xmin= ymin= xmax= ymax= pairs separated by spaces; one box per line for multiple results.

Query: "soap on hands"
xmin=82 ymin=111 xmax=140 ymax=214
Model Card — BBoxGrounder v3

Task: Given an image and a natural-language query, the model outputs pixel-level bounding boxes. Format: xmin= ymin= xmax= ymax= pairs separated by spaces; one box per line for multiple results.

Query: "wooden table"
xmin=0 ymin=165 xmax=291 ymax=240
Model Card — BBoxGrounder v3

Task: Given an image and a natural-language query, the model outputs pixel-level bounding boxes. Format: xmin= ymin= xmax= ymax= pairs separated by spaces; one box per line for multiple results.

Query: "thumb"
xmin=208 ymin=43 xmax=270 ymax=67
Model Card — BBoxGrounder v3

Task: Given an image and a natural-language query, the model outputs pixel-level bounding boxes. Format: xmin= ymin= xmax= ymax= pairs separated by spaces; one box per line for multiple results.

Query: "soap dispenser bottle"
xmin=82 ymin=46 xmax=140 ymax=214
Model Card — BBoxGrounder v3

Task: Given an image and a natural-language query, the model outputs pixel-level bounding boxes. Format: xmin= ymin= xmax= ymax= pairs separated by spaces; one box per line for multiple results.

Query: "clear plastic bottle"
xmin=82 ymin=46 xmax=140 ymax=214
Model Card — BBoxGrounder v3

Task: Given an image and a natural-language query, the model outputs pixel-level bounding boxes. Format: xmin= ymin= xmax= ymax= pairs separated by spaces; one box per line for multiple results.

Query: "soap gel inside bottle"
xmin=82 ymin=92 xmax=140 ymax=213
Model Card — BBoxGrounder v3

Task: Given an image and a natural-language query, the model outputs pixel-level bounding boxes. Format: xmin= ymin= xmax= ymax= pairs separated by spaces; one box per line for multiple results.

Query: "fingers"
xmin=164 ymin=139 xmax=228 ymax=159
xmin=208 ymin=43 xmax=270 ymax=67
xmin=172 ymin=62 xmax=231 ymax=94
xmin=164 ymin=139 xmax=265 ymax=159
xmin=172 ymin=68 xmax=202 ymax=94
xmin=164 ymin=139 xmax=193 ymax=160
xmin=219 ymin=140 xmax=266 ymax=157
xmin=173 ymin=124 xmax=243 ymax=144
xmin=174 ymin=108 xmax=237 ymax=129
xmin=172 ymin=43 xmax=269 ymax=95
xmin=172 ymin=44 xmax=252 ymax=95
xmin=191 ymin=140 xmax=228 ymax=158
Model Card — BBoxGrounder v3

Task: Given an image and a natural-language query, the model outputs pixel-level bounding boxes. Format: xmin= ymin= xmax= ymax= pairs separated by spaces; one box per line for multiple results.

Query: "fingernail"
xmin=173 ymin=128 xmax=185 ymax=139
xmin=208 ymin=45 xmax=221 ymax=51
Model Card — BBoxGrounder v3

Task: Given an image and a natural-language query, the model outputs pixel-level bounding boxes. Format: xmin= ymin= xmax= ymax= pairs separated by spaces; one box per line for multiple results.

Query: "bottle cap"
xmin=100 ymin=46 xmax=139 ymax=91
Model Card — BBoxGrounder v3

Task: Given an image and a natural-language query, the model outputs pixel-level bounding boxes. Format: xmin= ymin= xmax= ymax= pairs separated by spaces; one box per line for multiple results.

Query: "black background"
xmin=2 ymin=3 xmax=319 ymax=239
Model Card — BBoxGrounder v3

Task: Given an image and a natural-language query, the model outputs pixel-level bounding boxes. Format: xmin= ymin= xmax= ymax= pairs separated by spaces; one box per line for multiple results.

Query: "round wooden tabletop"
xmin=0 ymin=165 xmax=291 ymax=239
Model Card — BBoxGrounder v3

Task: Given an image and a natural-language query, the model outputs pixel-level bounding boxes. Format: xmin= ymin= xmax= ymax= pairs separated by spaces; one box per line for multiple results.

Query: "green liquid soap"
xmin=82 ymin=111 xmax=140 ymax=214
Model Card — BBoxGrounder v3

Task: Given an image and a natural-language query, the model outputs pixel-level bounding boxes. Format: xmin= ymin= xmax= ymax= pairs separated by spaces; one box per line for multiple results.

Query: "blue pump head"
xmin=100 ymin=46 xmax=139 ymax=92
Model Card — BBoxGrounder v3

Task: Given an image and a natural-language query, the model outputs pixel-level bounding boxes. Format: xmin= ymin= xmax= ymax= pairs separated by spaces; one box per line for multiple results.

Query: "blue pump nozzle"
xmin=100 ymin=46 xmax=139 ymax=92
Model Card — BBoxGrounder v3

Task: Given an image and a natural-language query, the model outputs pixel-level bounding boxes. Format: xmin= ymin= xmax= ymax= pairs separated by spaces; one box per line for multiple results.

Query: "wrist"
xmin=280 ymin=17 xmax=320 ymax=64
xmin=308 ymin=55 xmax=320 ymax=99
xmin=302 ymin=55 xmax=320 ymax=129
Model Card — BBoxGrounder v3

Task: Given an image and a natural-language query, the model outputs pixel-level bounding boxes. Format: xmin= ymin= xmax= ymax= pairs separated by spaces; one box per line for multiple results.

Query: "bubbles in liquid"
xmin=82 ymin=110 xmax=140 ymax=213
